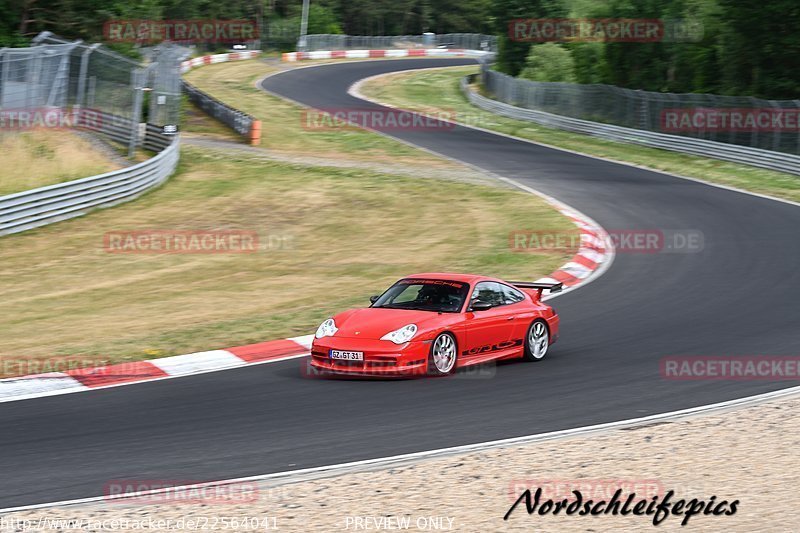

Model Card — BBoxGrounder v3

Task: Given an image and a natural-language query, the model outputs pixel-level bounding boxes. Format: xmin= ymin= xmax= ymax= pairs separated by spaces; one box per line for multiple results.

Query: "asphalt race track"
xmin=2 ymin=58 xmax=799 ymax=509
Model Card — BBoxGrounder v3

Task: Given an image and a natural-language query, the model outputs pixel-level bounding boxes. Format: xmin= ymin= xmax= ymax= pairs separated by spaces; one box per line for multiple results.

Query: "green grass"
xmin=0 ymin=147 xmax=574 ymax=374
xmin=359 ymin=66 xmax=800 ymax=204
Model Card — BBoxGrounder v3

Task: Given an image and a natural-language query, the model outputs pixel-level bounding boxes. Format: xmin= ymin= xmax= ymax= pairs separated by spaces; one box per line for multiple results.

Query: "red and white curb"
xmin=0 ymin=335 xmax=313 ymax=403
xmin=180 ymin=50 xmax=260 ymax=74
xmin=537 ymin=207 xmax=610 ymax=289
xmin=282 ymin=48 xmax=489 ymax=62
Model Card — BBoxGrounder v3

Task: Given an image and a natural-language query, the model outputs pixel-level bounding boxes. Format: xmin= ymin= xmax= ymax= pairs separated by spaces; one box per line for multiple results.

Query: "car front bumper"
xmin=310 ymin=337 xmax=430 ymax=376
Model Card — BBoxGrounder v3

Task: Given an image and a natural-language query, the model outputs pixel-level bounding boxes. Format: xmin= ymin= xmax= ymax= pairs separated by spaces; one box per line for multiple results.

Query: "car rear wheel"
xmin=428 ymin=332 xmax=457 ymax=376
xmin=523 ymin=319 xmax=549 ymax=362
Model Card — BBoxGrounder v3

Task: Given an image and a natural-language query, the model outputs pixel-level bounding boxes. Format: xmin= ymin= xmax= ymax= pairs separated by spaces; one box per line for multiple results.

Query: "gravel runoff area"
xmin=3 ymin=390 xmax=799 ymax=532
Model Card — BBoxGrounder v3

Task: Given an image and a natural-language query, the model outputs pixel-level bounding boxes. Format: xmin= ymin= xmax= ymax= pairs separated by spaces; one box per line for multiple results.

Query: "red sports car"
xmin=310 ymin=273 xmax=561 ymax=377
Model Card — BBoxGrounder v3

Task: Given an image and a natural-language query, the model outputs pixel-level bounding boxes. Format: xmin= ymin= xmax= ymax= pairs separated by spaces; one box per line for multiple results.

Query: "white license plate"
xmin=330 ymin=350 xmax=364 ymax=361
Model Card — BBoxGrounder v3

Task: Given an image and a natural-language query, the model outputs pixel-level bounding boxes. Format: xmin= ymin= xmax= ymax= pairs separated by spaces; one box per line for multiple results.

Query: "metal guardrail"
xmin=183 ymin=81 xmax=259 ymax=143
xmin=462 ymin=74 xmax=800 ymax=176
xmin=180 ymin=51 xmax=262 ymax=144
xmin=0 ymin=135 xmax=180 ymax=237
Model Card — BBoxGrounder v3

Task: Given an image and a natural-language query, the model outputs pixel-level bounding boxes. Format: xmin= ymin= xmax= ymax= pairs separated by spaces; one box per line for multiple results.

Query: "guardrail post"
xmin=129 ymin=68 xmax=145 ymax=158
xmin=76 ymin=44 xmax=99 ymax=110
xmin=0 ymin=48 xmax=7 ymax=107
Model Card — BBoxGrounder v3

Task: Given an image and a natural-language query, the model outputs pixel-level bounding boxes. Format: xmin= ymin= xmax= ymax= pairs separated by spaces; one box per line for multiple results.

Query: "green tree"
xmin=570 ymin=42 xmax=606 ymax=84
xmin=519 ymin=42 xmax=577 ymax=82
xmin=491 ymin=0 xmax=568 ymax=76
xmin=426 ymin=0 xmax=492 ymax=33
xmin=717 ymin=0 xmax=800 ymax=98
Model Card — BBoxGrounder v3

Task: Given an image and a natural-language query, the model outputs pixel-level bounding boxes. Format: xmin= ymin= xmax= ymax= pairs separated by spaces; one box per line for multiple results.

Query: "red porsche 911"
xmin=310 ymin=273 xmax=562 ymax=377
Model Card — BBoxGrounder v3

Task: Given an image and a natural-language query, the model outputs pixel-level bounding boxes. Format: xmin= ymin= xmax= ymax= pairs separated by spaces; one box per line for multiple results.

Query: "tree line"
xmin=1 ymin=0 xmax=797 ymax=98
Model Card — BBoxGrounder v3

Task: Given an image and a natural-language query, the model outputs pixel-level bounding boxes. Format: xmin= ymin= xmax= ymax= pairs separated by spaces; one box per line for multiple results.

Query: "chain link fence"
xmin=480 ymin=63 xmax=800 ymax=155
xmin=302 ymin=33 xmax=496 ymax=52
xmin=0 ymin=33 xmax=184 ymax=236
xmin=0 ymin=32 xmax=187 ymax=154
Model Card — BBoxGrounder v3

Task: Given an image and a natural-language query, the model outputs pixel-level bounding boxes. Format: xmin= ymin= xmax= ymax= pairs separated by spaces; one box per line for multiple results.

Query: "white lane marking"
xmin=150 ymin=350 xmax=245 ymax=376
xmin=5 ymin=383 xmax=800 ymax=514
xmin=0 ymin=373 xmax=86 ymax=399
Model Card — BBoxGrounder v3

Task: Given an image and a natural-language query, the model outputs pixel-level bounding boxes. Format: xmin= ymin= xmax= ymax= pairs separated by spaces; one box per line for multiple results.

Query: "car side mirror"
xmin=369 ymin=295 xmax=380 ymax=304
xmin=470 ymin=300 xmax=493 ymax=312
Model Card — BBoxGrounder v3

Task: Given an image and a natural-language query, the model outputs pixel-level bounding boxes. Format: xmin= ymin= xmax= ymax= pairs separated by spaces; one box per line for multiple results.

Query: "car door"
xmin=499 ymin=283 xmax=534 ymax=350
xmin=463 ymin=282 xmax=517 ymax=361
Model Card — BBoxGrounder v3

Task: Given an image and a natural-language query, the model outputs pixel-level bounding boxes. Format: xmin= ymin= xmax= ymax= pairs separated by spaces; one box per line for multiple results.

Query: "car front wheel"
xmin=523 ymin=319 xmax=549 ymax=362
xmin=428 ymin=332 xmax=457 ymax=376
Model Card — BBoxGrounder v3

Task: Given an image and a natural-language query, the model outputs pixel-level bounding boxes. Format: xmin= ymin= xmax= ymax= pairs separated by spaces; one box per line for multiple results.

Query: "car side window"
xmin=500 ymin=284 xmax=526 ymax=304
xmin=471 ymin=282 xmax=506 ymax=308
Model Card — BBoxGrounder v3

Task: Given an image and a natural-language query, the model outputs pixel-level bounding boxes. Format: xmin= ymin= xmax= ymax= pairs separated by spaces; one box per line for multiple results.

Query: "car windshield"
xmin=372 ymin=279 xmax=470 ymax=313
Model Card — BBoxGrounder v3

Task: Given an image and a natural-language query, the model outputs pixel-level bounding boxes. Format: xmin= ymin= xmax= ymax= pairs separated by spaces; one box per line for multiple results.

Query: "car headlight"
xmin=381 ymin=324 xmax=418 ymax=344
xmin=315 ymin=318 xmax=338 ymax=339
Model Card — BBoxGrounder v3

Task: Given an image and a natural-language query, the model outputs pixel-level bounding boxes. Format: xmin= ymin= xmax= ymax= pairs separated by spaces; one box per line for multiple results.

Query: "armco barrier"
xmin=0 ymin=134 xmax=179 ymax=237
xmin=183 ymin=81 xmax=259 ymax=144
xmin=462 ymin=74 xmax=800 ymax=176
xmin=180 ymin=51 xmax=261 ymax=145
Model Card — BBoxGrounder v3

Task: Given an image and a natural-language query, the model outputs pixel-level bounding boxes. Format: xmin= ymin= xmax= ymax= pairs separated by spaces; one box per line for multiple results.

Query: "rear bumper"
xmin=310 ymin=337 xmax=430 ymax=376
xmin=547 ymin=314 xmax=560 ymax=344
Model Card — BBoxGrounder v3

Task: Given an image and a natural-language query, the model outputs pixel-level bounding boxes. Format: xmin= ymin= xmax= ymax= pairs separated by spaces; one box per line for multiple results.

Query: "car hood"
xmin=332 ymin=307 xmax=450 ymax=340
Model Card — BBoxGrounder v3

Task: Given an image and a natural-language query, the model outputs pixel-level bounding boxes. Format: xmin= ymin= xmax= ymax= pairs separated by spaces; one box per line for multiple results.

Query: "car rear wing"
xmin=508 ymin=281 xmax=563 ymax=300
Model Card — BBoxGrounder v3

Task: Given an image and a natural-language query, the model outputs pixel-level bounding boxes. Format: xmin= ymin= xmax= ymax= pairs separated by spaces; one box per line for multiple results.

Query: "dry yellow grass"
xmin=0 ymin=129 xmax=120 ymax=195
xmin=183 ymin=60 xmax=462 ymax=168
